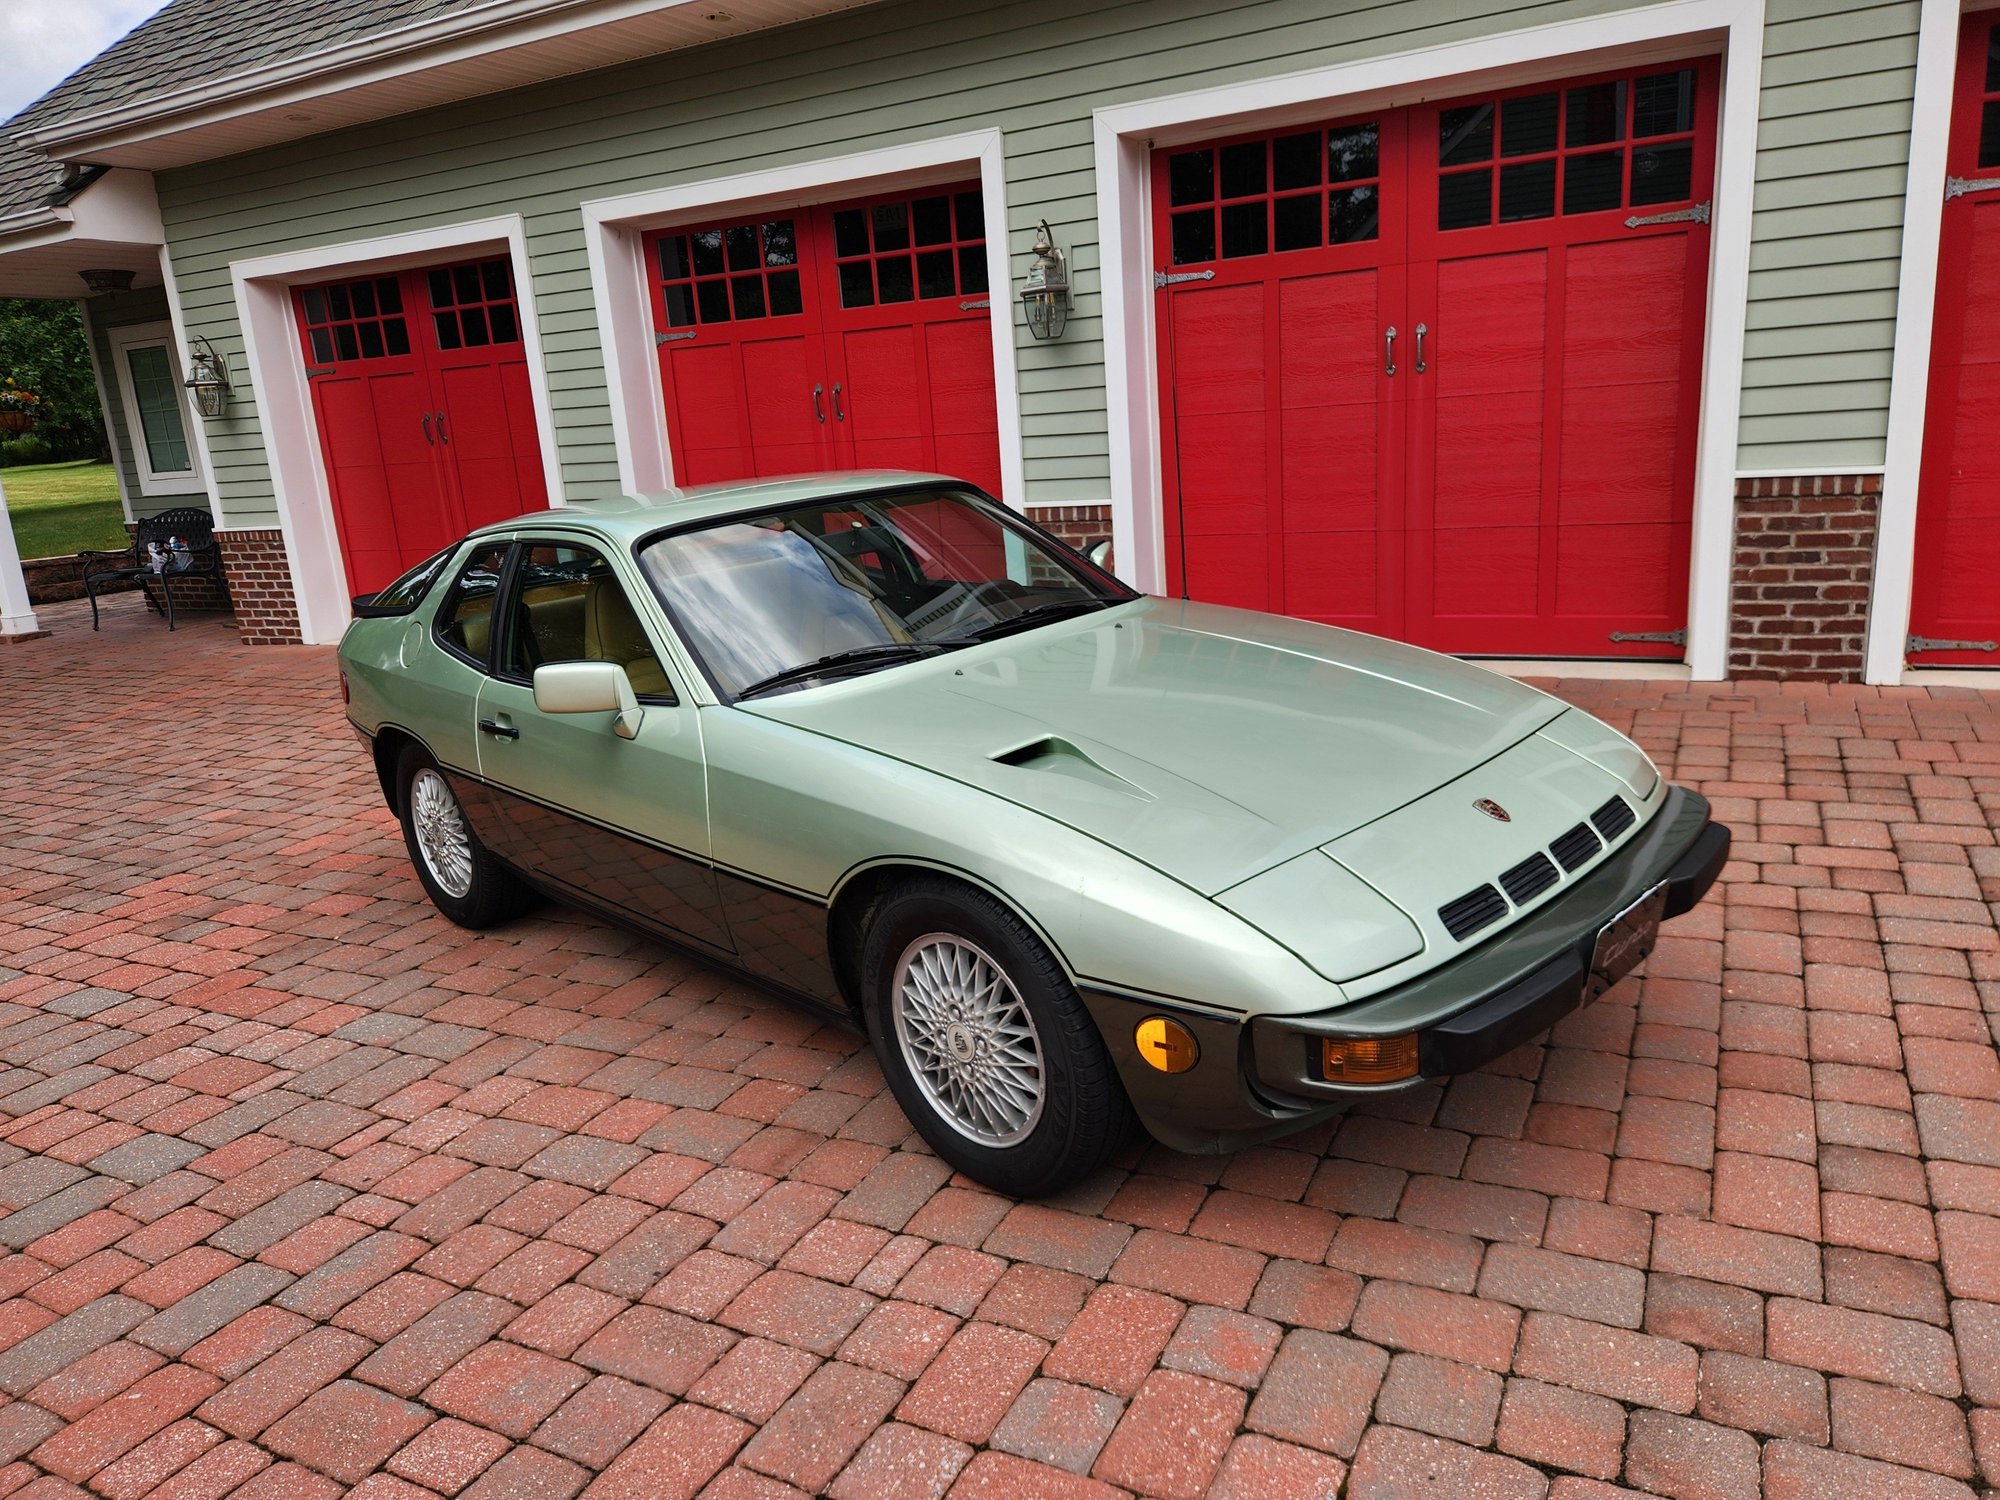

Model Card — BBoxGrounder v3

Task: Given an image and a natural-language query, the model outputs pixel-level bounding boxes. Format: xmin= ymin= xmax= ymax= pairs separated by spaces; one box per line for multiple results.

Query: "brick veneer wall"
xmin=217 ymin=529 xmax=303 ymax=646
xmin=1028 ymin=504 xmax=1114 ymax=563
xmin=1728 ymin=474 xmax=1881 ymax=683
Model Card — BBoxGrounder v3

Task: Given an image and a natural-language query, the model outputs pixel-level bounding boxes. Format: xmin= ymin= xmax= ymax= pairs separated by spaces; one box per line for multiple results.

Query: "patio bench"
xmin=79 ymin=507 xmax=225 ymax=632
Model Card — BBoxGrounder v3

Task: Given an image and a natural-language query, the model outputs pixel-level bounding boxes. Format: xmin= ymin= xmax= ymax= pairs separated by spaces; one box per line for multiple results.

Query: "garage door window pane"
xmin=1563 ymin=150 xmax=1625 ymax=215
xmin=1272 ymin=133 xmax=1321 ymax=191
xmin=1983 ymin=100 xmax=2000 ymax=169
xmin=124 ymin=345 xmax=192 ymax=475
xmin=839 ymin=261 xmax=875 ymax=308
xmin=762 ymin=221 xmax=798 ymax=267
xmin=1501 ymin=93 xmax=1558 ymax=156
xmin=1169 ymin=150 xmax=1213 ymax=206
xmin=1630 ymin=141 xmax=1692 ymax=204
xmin=1274 ymin=193 xmax=1320 ymax=252
xmin=958 ymin=247 xmax=988 ymax=295
xmin=871 ymin=203 xmax=909 ymax=252
xmin=697 ymin=280 xmax=732 ymax=323
xmin=1499 ymin=159 xmax=1556 ymax=222
xmin=1220 ymin=201 xmax=1267 ymax=259
xmin=876 ymin=256 xmax=914 ymax=304
xmin=725 ymin=225 xmax=759 ymax=272
xmin=1329 ymin=185 xmax=1379 ymax=243
xmin=767 ymin=272 xmax=803 ymax=317
xmin=730 ymin=276 xmax=766 ymax=320
xmin=917 ymin=249 xmax=956 ymax=300
xmin=1565 ymin=82 xmax=1626 ymax=147
xmin=913 ymin=196 xmax=952 ymax=245
xmin=1219 ymin=142 xmax=1265 ymax=199
xmin=1438 ymin=169 xmax=1491 ymax=229
xmin=1440 ymin=104 xmax=1493 ymax=165
xmin=692 ymin=231 xmax=726 ymax=278
xmin=1634 ymin=71 xmax=1695 ymax=137
xmin=1171 ymin=209 xmax=1216 ymax=265
xmin=1328 ymin=123 xmax=1379 ymax=183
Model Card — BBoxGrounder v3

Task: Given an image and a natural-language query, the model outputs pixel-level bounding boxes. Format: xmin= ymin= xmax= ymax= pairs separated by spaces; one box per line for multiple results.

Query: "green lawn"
xmin=2 ymin=460 xmax=127 ymax=560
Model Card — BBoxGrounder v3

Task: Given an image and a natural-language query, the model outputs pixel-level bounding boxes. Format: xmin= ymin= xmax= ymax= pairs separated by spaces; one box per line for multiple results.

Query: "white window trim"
xmin=1092 ymin=0 xmax=1765 ymax=680
xmin=105 ymin=320 xmax=208 ymax=499
xmin=229 ymin=214 xmax=563 ymax=645
xmin=579 ymin=128 xmax=1026 ymax=509
xmin=1864 ymin=0 xmax=1964 ymax=685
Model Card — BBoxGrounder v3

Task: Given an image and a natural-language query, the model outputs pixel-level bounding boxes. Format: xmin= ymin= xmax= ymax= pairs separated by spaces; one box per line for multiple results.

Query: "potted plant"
xmin=0 ymin=380 xmax=40 ymax=433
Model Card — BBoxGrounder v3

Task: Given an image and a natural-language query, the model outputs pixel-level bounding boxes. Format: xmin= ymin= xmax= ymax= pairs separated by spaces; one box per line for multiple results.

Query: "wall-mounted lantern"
xmin=184 ymin=336 xmax=232 ymax=418
xmin=1020 ymin=218 xmax=1071 ymax=341
xmin=79 ymin=269 xmax=137 ymax=294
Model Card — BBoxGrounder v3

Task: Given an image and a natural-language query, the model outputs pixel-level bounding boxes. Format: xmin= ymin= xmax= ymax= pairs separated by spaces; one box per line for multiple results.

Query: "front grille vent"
xmin=1591 ymin=794 xmax=1636 ymax=842
xmin=1550 ymin=821 xmax=1603 ymax=873
xmin=1499 ymin=852 xmax=1560 ymax=905
xmin=1439 ymin=884 xmax=1508 ymax=942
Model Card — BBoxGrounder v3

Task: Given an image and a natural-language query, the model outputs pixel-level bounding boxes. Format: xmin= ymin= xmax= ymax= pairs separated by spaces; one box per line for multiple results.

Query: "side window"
xmin=434 ymin=543 xmax=511 ymax=665
xmin=505 ymin=544 xmax=676 ymax=702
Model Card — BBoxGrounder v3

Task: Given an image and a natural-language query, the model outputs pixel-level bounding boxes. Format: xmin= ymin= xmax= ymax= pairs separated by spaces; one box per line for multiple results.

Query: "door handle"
xmin=422 ymin=413 xmax=434 ymax=446
xmin=436 ymin=411 xmax=449 ymax=444
xmin=478 ymin=718 xmax=519 ymax=739
xmin=1414 ymin=323 xmax=1428 ymax=375
xmin=1384 ymin=327 xmax=1397 ymax=377
xmin=832 ymin=382 xmax=846 ymax=421
xmin=812 ymin=383 xmax=826 ymax=423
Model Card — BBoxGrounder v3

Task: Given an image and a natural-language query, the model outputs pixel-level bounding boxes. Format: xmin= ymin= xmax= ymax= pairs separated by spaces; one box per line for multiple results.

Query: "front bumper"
xmin=1082 ymin=785 xmax=1728 ymax=1154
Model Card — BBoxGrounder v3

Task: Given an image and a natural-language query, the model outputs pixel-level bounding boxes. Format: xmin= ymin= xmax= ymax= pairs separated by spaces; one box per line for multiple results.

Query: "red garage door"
xmin=647 ymin=184 xmax=1002 ymax=497
xmin=1155 ymin=59 xmax=1716 ymax=658
xmin=297 ymin=258 xmax=548 ymax=598
xmin=1910 ymin=16 xmax=2000 ymax=667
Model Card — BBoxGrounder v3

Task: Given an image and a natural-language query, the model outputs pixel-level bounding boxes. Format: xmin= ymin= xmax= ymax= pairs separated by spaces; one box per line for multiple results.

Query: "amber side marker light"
xmin=1322 ymin=1033 xmax=1420 ymax=1084
xmin=1135 ymin=1016 xmax=1200 ymax=1073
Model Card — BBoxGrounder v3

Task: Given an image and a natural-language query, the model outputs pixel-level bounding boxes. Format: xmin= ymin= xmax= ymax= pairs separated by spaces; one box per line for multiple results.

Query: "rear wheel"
xmin=397 ymin=746 xmax=528 ymax=929
xmin=861 ymin=877 xmax=1134 ymax=1197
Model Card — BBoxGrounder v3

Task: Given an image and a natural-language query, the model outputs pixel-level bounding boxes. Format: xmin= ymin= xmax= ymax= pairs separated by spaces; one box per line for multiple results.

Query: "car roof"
xmin=467 ymin=471 xmax=970 ymax=545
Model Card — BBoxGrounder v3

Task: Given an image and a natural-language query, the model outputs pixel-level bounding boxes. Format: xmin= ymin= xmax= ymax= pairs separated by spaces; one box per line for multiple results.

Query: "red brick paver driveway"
xmin=2 ymin=593 xmax=1998 ymax=1500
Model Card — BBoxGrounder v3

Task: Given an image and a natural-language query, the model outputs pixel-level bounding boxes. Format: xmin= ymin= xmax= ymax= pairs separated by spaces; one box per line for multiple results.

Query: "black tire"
xmin=396 ymin=745 xmax=529 ymax=929
xmin=860 ymin=876 xmax=1136 ymax=1197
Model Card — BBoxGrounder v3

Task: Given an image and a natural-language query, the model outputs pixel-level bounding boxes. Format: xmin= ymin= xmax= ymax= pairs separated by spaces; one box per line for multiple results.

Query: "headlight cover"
xmin=1537 ymin=708 xmax=1661 ymax=801
xmin=1216 ymin=851 xmax=1425 ymax=984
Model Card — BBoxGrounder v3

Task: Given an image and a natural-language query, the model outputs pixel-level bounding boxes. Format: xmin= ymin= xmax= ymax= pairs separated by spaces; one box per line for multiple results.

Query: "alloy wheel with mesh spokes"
xmin=409 ymin=767 xmax=474 ymax=898
xmin=395 ymin=745 xmax=530 ymax=930
xmin=891 ymin=933 xmax=1046 ymax=1147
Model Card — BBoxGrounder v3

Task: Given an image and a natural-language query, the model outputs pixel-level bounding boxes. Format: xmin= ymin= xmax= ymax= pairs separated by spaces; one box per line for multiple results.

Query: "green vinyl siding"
xmin=84 ymin=284 xmax=209 ymax=520
xmin=151 ymin=0 xmax=1923 ymax=531
xmin=1740 ymin=0 xmax=1919 ymax=471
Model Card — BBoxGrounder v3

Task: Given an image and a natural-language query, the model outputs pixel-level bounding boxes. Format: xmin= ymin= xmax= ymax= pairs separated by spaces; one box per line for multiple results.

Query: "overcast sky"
xmin=0 ymin=0 xmax=173 ymax=120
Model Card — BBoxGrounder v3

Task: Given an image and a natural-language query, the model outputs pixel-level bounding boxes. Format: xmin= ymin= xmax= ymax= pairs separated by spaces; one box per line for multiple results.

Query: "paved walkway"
xmin=1 ymin=593 xmax=1997 ymax=1499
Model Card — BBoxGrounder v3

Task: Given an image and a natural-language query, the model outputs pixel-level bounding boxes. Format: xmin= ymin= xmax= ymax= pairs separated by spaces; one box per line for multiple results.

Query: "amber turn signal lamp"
xmin=1321 ymin=1033 xmax=1420 ymax=1084
xmin=1135 ymin=1016 xmax=1200 ymax=1073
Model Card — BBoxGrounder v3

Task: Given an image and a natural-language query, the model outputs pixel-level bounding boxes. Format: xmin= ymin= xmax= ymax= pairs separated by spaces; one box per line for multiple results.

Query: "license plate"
xmin=1583 ymin=881 xmax=1668 ymax=1005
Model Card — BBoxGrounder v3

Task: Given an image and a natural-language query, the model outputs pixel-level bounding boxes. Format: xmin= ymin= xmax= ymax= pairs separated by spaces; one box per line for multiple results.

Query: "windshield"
xmin=637 ymin=487 xmax=1131 ymax=698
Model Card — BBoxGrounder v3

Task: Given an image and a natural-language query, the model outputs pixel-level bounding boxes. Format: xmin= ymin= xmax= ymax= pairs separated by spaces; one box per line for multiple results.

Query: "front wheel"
xmin=861 ymin=877 xmax=1135 ymax=1197
xmin=397 ymin=746 xmax=529 ymax=929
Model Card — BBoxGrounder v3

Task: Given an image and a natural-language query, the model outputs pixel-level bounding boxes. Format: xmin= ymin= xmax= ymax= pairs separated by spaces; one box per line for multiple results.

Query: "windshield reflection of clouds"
xmin=644 ymin=524 xmax=892 ymax=691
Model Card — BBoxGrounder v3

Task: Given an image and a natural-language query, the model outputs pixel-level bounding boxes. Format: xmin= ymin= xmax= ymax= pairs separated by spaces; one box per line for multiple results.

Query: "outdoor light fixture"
xmin=79 ymin=269 xmax=136 ymax=293
xmin=183 ymin=335 xmax=232 ymax=418
xmin=1020 ymin=218 xmax=1070 ymax=341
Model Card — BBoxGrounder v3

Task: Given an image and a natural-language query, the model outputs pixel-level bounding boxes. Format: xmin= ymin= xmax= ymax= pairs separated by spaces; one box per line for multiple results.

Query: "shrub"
xmin=0 ymin=433 xmax=53 ymax=467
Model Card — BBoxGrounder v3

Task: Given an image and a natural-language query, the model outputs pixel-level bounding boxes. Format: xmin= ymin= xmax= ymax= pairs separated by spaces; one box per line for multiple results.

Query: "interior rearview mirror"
xmin=533 ymin=661 xmax=644 ymax=740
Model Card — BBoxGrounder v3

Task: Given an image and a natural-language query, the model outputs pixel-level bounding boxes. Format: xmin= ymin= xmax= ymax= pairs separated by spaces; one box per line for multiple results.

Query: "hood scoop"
xmin=991 ymin=735 xmax=1151 ymax=800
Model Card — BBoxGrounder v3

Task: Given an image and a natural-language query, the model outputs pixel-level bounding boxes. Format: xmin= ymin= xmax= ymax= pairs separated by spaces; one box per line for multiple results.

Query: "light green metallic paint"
xmin=340 ymin=474 xmax=1662 ymax=1031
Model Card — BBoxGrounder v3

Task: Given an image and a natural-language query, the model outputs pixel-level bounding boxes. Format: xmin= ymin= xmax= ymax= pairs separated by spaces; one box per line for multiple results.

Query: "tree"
xmin=0 ymin=299 xmax=107 ymax=461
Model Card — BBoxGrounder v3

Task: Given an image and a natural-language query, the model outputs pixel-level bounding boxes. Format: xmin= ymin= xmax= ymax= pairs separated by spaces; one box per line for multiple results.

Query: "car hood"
xmin=744 ymin=597 xmax=1566 ymax=895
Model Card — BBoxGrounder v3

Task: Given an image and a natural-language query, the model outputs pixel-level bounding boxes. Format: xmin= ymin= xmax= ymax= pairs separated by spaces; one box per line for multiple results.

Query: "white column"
xmin=0 ymin=470 xmax=45 ymax=639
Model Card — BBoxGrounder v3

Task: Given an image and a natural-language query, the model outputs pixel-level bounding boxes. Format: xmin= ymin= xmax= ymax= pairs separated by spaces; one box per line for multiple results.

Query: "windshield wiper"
xmin=943 ymin=597 xmax=1115 ymax=644
xmin=734 ymin=642 xmax=938 ymax=700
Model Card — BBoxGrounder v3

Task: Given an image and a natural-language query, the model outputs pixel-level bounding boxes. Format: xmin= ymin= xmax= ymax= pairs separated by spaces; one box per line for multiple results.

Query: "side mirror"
xmin=533 ymin=660 xmax=643 ymax=740
xmin=1081 ymin=537 xmax=1113 ymax=570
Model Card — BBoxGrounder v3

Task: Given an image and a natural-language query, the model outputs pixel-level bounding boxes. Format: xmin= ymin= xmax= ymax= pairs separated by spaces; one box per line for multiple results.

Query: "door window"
xmin=299 ymin=276 xmax=411 ymax=363
xmin=827 ymin=189 xmax=987 ymax=309
xmin=435 ymin=543 xmax=511 ymax=666
xmin=1166 ymin=121 xmax=1385 ymax=265
xmin=656 ymin=219 xmax=805 ymax=327
xmin=503 ymin=544 xmax=675 ymax=701
xmin=427 ymin=259 xmax=522 ymax=350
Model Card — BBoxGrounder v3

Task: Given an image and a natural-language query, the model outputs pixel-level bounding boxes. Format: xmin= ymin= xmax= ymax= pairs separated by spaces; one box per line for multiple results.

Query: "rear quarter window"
xmin=353 ymin=548 xmax=455 ymax=616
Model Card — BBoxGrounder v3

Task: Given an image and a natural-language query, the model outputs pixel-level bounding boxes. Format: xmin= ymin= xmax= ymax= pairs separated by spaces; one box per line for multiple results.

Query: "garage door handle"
xmin=1384 ymin=327 xmax=1397 ymax=377
xmin=1414 ymin=323 xmax=1428 ymax=375
xmin=478 ymin=718 xmax=519 ymax=739
xmin=422 ymin=413 xmax=434 ymax=446
xmin=832 ymin=383 xmax=846 ymax=421
xmin=812 ymin=384 xmax=826 ymax=423
xmin=436 ymin=412 xmax=449 ymax=444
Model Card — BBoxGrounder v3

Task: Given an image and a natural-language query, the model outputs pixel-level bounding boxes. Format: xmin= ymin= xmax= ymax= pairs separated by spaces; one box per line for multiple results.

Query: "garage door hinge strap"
xmin=1946 ymin=176 xmax=2000 ymax=201
xmin=655 ymin=331 xmax=696 ymax=345
xmin=1623 ymin=202 xmax=1710 ymax=229
xmin=1154 ymin=269 xmax=1215 ymax=288
xmin=1908 ymin=633 xmax=1998 ymax=653
xmin=304 ymin=366 xmax=334 ymax=379
xmin=959 ymin=299 xmax=991 ymax=310
xmin=1608 ymin=629 xmax=1686 ymax=645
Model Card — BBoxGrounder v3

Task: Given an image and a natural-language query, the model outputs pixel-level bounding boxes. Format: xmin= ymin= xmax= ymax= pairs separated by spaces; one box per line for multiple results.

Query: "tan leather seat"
xmin=583 ymin=576 xmax=673 ymax=697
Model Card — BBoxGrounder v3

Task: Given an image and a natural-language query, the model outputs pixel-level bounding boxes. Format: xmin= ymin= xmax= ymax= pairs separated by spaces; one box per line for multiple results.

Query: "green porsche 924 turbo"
xmin=338 ymin=475 xmax=1729 ymax=1196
